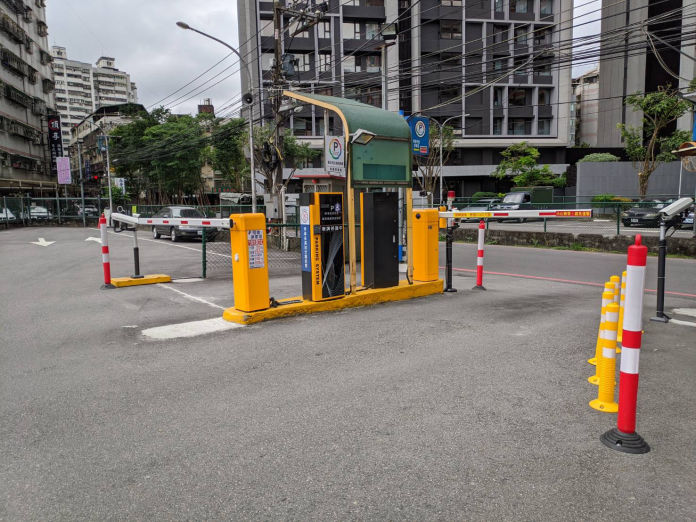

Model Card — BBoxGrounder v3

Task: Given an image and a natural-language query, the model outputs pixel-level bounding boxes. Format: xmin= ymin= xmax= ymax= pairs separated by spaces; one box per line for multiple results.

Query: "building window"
xmin=343 ymin=55 xmax=357 ymax=72
xmin=365 ymin=23 xmax=380 ymax=39
xmin=540 ymin=0 xmax=553 ymax=15
xmin=296 ymin=54 xmax=311 ymax=72
xmin=318 ymin=53 xmax=332 ymax=72
xmin=261 ymin=53 xmax=274 ymax=71
xmin=493 ymin=58 xmax=506 ymax=73
xmin=36 ymin=20 xmax=48 ymax=36
xmin=493 ymin=118 xmax=503 ymax=135
xmin=492 ymin=25 xmax=507 ymax=44
xmin=260 ymin=21 xmax=274 ymax=38
xmin=495 ymin=0 xmax=504 ymax=13
xmin=514 ymin=26 xmax=528 ymax=45
xmin=344 ymin=0 xmax=359 ymax=5
xmin=534 ymin=28 xmax=552 ymax=46
xmin=440 ymin=20 xmax=461 ymax=40
xmin=493 ymin=87 xmax=504 ymax=107
xmin=343 ymin=21 xmax=361 ymax=39
xmin=534 ymin=59 xmax=552 ymax=77
xmin=366 ymin=0 xmax=384 ymax=5
xmin=508 ymin=119 xmax=530 ymax=135
xmin=317 ymin=20 xmax=331 ymax=39
xmin=439 ymin=86 xmax=460 ymax=103
xmin=538 ymin=88 xmax=552 ymax=105
xmin=365 ymin=55 xmax=381 ymax=72
xmin=511 ymin=0 xmax=528 ymax=13
xmin=538 ymin=119 xmax=551 ymax=135
xmin=509 ymin=89 xmax=526 ymax=106
xmin=441 ymin=0 xmax=462 ymax=6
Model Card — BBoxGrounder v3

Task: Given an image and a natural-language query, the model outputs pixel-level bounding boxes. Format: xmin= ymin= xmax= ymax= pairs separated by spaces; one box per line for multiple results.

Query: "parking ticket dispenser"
xmin=412 ymin=209 xmax=439 ymax=282
xmin=300 ymin=192 xmax=345 ymax=301
xmin=229 ymin=213 xmax=270 ymax=312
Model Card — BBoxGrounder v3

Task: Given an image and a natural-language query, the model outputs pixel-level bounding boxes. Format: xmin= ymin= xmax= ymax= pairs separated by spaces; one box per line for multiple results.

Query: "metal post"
xmin=616 ymin=204 xmax=621 ymax=235
xmin=132 ymin=227 xmax=143 ymax=279
xmin=77 ymin=141 xmax=86 ymax=227
xmin=249 ymin=106 xmax=257 ymax=213
xmin=677 ymin=161 xmax=683 ymax=198
xmin=56 ymin=189 xmax=61 ymax=224
xmin=444 ymin=225 xmax=457 ymax=292
xmin=104 ymin=135 xmax=114 ymax=225
xmin=543 ymin=217 xmax=547 ymax=233
xmin=3 ymin=196 xmax=7 ymax=229
xmin=650 ymin=220 xmax=669 ymax=323
xmin=201 ymin=227 xmax=207 ymax=279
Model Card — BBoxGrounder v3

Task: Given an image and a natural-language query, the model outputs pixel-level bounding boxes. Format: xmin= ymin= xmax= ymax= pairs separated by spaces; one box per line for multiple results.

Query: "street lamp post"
xmin=76 ymin=139 xmax=85 ymax=227
xmin=177 ymin=21 xmax=257 ymax=212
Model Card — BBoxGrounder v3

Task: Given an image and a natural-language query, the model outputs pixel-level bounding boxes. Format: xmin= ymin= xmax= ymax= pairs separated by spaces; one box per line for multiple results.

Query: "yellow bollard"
xmin=590 ymin=302 xmax=619 ymax=412
xmin=610 ymin=275 xmax=620 ymax=304
xmin=588 ymin=289 xmax=615 ymax=384
xmin=616 ymin=270 xmax=626 ymax=351
xmin=588 ymin=282 xmax=616 ymax=366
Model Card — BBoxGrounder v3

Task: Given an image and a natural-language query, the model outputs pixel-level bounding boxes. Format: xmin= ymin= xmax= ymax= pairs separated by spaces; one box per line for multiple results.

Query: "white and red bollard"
xmin=99 ymin=214 xmax=115 ymax=289
xmin=446 ymin=190 xmax=456 ymax=210
xmin=473 ymin=219 xmax=486 ymax=290
xmin=600 ymin=234 xmax=649 ymax=454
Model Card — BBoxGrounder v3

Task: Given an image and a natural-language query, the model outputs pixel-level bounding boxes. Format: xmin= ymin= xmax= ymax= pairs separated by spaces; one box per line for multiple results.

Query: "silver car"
xmin=151 ymin=206 xmax=217 ymax=241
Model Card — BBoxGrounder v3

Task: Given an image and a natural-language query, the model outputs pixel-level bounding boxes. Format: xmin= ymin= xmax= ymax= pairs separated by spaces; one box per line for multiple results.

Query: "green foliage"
xmin=591 ymin=193 xmax=616 ymax=202
xmin=618 ymin=86 xmax=690 ymax=197
xmin=657 ymin=130 xmax=693 ymax=162
xmin=204 ymin=118 xmax=247 ymax=192
xmin=689 ymin=77 xmax=696 ymax=92
xmin=471 ymin=191 xmax=499 ymax=202
xmin=578 ymin=153 xmax=620 ymax=163
xmin=492 ymin=142 xmax=565 ymax=188
xmin=414 ymin=124 xmax=456 ymax=200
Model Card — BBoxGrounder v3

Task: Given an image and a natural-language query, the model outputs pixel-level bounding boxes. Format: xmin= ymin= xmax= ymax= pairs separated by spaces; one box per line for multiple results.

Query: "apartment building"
xmin=0 ymin=0 xmax=56 ymax=194
xmin=51 ymin=46 xmax=138 ymax=150
xmin=238 ymin=0 xmax=573 ymax=195
xmin=572 ymin=66 xmax=598 ymax=147
xmin=597 ymin=0 xmax=696 ymax=147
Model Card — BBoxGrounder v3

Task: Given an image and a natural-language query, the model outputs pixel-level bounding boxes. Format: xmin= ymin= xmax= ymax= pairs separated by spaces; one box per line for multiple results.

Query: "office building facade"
xmin=0 ymin=0 xmax=56 ymax=194
xmin=51 ymin=46 xmax=138 ymax=150
xmin=238 ymin=0 xmax=573 ymax=194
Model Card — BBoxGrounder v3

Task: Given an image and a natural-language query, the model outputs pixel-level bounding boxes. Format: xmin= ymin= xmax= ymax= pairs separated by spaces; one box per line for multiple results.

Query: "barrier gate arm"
xmin=439 ymin=209 xmax=593 ymax=219
xmin=111 ymin=212 xmax=231 ymax=228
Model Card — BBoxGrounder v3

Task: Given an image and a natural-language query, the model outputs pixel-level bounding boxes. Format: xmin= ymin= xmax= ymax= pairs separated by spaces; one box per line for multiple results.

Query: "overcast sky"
xmin=46 ymin=0 xmax=600 ymax=117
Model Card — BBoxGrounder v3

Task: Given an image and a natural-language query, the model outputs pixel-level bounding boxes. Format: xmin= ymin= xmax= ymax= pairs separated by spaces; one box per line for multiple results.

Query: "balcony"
xmin=342 ymin=5 xmax=385 ymax=20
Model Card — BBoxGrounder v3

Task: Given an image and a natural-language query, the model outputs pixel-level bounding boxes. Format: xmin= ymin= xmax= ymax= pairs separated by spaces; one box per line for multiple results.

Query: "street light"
xmin=176 ymin=21 xmax=257 ymax=212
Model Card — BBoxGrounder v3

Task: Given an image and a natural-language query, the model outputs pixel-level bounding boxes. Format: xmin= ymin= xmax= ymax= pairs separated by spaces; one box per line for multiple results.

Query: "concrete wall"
xmin=576 ymin=161 xmax=696 ymax=198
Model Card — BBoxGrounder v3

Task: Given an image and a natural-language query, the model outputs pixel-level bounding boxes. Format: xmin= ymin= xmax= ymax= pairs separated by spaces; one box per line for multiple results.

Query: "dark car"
xmin=151 ymin=206 xmax=217 ymax=241
xmin=621 ymin=200 xmax=676 ymax=228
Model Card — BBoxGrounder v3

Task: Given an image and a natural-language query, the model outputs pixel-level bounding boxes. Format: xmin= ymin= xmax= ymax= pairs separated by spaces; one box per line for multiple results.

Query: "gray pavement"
xmin=1 ymin=226 xmax=695 ymax=520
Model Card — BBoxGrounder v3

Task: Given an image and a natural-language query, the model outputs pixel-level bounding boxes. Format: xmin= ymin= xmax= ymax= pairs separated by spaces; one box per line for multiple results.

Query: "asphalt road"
xmin=1 ymin=226 xmax=695 ymax=520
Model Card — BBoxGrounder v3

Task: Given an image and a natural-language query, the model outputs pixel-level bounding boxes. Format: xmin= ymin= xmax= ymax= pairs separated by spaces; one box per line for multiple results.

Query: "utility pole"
xmin=77 ymin=140 xmax=85 ymax=227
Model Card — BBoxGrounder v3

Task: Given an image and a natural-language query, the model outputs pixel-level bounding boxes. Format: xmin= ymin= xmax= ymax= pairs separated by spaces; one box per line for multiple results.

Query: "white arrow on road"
xmin=30 ymin=238 xmax=55 ymax=247
xmin=85 ymin=237 xmax=102 ymax=244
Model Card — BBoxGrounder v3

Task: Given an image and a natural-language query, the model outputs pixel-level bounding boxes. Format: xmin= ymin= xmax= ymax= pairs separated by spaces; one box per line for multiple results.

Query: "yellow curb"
xmin=223 ymin=279 xmax=444 ymax=325
xmin=111 ymin=274 xmax=172 ymax=287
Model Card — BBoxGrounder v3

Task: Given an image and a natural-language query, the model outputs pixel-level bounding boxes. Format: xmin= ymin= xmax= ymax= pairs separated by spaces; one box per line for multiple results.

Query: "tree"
xmin=203 ymin=118 xmax=247 ymax=193
xmin=492 ymin=141 xmax=565 ymax=188
xmin=618 ymin=86 xmax=690 ymax=197
xmin=578 ymin=152 xmax=620 ymax=162
xmin=413 ymin=124 xmax=454 ymax=204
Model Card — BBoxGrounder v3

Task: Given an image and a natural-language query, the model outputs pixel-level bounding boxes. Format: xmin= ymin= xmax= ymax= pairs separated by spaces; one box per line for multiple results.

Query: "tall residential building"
xmin=238 ymin=0 xmax=573 ymax=194
xmin=597 ymin=0 xmax=696 ymax=147
xmin=0 ymin=0 xmax=56 ymax=194
xmin=51 ymin=46 xmax=138 ymax=150
xmin=572 ymin=66 xmax=599 ymax=147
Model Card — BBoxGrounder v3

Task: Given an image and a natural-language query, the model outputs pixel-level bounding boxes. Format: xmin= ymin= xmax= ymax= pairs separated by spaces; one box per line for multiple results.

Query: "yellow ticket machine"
xmin=300 ymin=192 xmax=345 ymax=301
xmin=412 ymin=209 xmax=439 ymax=282
xmin=229 ymin=213 xmax=270 ymax=312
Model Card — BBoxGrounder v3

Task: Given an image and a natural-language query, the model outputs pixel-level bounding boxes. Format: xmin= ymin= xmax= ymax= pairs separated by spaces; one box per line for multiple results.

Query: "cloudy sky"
xmin=46 ymin=0 xmax=600 ymax=116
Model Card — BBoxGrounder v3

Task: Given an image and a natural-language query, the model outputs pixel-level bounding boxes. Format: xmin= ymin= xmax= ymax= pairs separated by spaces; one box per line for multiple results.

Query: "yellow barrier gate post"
xmin=228 ymin=213 xmax=270 ymax=312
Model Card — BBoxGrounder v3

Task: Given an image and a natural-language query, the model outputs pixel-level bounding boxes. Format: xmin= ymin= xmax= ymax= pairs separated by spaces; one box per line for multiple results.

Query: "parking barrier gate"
xmin=601 ymin=235 xmax=650 ymax=454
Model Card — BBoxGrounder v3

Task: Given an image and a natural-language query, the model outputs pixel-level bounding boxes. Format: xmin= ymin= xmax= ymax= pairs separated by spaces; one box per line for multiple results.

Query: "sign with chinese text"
xmin=325 ymin=136 xmax=345 ymax=176
xmin=47 ymin=115 xmax=64 ymax=176
xmin=247 ymin=229 xmax=265 ymax=269
xmin=56 ymin=156 xmax=72 ymax=185
xmin=408 ymin=116 xmax=429 ymax=156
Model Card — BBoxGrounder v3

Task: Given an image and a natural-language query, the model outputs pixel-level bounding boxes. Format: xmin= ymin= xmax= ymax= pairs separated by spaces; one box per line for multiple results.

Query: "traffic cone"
xmin=590 ymin=302 xmax=619 ymax=412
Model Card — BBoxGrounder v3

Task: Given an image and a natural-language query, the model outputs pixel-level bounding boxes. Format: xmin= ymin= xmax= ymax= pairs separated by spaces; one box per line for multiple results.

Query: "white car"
xmin=684 ymin=210 xmax=694 ymax=226
xmin=1 ymin=207 xmax=17 ymax=222
xmin=21 ymin=206 xmax=53 ymax=220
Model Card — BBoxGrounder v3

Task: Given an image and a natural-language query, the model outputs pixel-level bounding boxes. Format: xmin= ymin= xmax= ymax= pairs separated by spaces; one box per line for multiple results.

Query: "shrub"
xmin=592 ymin=194 xmax=615 ymax=202
xmin=578 ymin=153 xmax=620 ymax=163
xmin=471 ymin=191 xmax=499 ymax=202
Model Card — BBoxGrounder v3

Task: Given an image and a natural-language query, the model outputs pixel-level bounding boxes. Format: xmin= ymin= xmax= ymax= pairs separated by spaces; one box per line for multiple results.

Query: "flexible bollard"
xmin=610 ymin=275 xmax=620 ymax=304
xmin=601 ymin=235 xmax=650 ymax=454
xmin=99 ymin=214 xmax=115 ymax=289
xmin=590 ymin=302 xmax=619 ymax=412
xmin=588 ymin=281 xmax=615 ymax=366
xmin=472 ymin=219 xmax=486 ymax=290
xmin=617 ymin=270 xmax=626 ymax=350
xmin=588 ymin=289 xmax=615 ymax=384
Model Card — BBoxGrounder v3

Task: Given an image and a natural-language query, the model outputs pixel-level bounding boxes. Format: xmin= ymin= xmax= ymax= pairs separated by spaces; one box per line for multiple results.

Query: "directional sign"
xmin=30 ymin=238 xmax=55 ymax=247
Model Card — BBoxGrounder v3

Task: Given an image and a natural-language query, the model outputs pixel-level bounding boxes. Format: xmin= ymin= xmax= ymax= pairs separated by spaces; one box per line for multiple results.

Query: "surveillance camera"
xmin=658 ymin=197 xmax=694 ymax=218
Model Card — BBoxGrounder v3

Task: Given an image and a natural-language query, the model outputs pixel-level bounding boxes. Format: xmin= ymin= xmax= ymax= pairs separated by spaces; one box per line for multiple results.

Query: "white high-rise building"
xmin=50 ymin=46 xmax=138 ymax=149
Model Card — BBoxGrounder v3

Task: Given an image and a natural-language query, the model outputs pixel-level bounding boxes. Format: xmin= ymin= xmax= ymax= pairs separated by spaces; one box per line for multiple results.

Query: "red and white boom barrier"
xmin=111 ymin=213 xmax=230 ymax=229
xmin=600 ymin=234 xmax=650 ymax=454
xmin=439 ymin=209 xmax=593 ymax=220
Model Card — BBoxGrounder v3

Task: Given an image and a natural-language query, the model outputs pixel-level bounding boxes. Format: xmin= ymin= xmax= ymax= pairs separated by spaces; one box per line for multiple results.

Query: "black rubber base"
xmin=600 ymin=428 xmax=650 ymax=454
xmin=650 ymin=314 xmax=670 ymax=323
xmin=101 ymin=283 xmax=116 ymax=289
xmin=131 ymin=275 xmax=145 ymax=279
xmin=472 ymin=285 xmax=486 ymax=291
xmin=444 ymin=288 xmax=458 ymax=293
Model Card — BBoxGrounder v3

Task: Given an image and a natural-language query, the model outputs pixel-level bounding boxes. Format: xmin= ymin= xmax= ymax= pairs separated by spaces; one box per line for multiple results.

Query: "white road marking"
xmin=669 ymin=319 xmax=696 ymax=328
xmin=122 ymin=325 xmax=138 ymax=328
xmin=173 ymin=278 xmax=205 ymax=283
xmin=156 ymin=283 xmax=225 ymax=310
xmin=85 ymin=237 xmax=102 ymax=243
xmin=141 ymin=317 xmax=243 ymax=340
xmin=30 ymin=237 xmax=54 ymax=246
xmin=672 ymin=308 xmax=696 ymax=318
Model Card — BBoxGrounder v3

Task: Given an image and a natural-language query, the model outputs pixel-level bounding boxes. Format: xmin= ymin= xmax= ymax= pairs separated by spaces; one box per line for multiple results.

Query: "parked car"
xmin=474 ymin=197 xmax=501 ymax=208
xmin=151 ymin=206 xmax=217 ymax=241
xmin=1 ymin=207 xmax=17 ymax=222
xmin=621 ymin=199 xmax=677 ymax=228
xmin=20 ymin=206 xmax=52 ymax=220
xmin=682 ymin=208 xmax=694 ymax=226
xmin=75 ymin=204 xmax=99 ymax=217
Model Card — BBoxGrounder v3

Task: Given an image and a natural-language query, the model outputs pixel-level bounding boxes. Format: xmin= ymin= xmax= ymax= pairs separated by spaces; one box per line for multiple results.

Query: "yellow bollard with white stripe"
xmin=588 ymin=282 xmax=616 ymax=366
xmin=616 ymin=270 xmax=626 ymax=350
xmin=588 ymin=289 xmax=615 ymax=384
xmin=590 ymin=302 xmax=620 ymax=412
